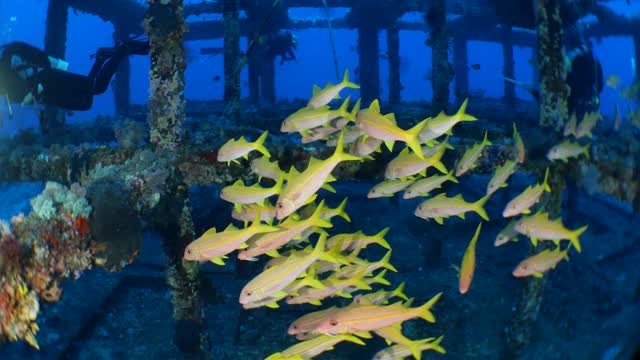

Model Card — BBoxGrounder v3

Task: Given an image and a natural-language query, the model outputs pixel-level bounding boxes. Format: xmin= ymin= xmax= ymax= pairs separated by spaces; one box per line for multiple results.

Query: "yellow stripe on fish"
xmin=486 ymin=160 xmax=517 ymax=195
xmin=418 ymin=99 xmax=477 ymax=144
xmin=276 ymin=130 xmax=361 ymax=220
xmin=307 ymin=69 xmax=360 ymax=109
xmin=502 ymin=168 xmax=551 ymax=217
xmin=513 ymin=212 xmax=586 ymax=252
xmin=455 ymin=131 xmax=491 ymax=177
xmin=315 ymin=293 xmax=442 ymax=335
xmin=217 ymin=130 xmax=270 ymax=164
xmin=403 ymin=171 xmax=458 ymax=199
xmin=372 ymin=335 xmax=446 ymax=360
xmin=183 ymin=213 xmax=279 ymax=264
xmin=414 ymin=193 xmax=490 ymax=225
xmin=355 ymin=99 xmax=427 ymax=159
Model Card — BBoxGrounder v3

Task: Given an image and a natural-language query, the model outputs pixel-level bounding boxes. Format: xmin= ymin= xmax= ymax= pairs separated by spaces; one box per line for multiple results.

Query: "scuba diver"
xmin=565 ymin=43 xmax=603 ymax=119
xmin=501 ymin=37 xmax=603 ymax=120
xmin=0 ymin=37 xmax=150 ymax=115
xmin=257 ymin=30 xmax=297 ymax=65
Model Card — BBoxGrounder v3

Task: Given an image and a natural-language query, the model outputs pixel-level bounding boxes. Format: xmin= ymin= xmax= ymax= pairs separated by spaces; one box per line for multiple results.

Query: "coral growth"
xmin=0 ymin=182 xmax=95 ymax=349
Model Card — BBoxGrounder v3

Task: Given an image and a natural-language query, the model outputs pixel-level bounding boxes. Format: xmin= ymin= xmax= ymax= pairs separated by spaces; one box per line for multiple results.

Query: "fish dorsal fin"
xmin=312 ymin=84 xmax=321 ymax=96
xmin=224 ymin=223 xmax=238 ymax=231
xmin=383 ymin=113 xmax=397 ymax=125
xmin=232 ymin=179 xmax=244 ymax=187
xmin=308 ymin=156 xmax=322 ymax=167
xmin=369 ymin=99 xmax=381 ymax=113
xmin=203 ymin=227 xmax=217 ymax=236
xmin=287 ymin=166 xmax=301 ymax=180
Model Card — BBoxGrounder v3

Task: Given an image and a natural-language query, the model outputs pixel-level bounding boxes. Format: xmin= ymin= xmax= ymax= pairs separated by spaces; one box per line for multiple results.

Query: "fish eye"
xmin=277 ymin=203 xmax=284 ymax=209
xmin=330 ymin=320 xmax=338 ymax=326
xmin=245 ymin=291 xmax=252 ymax=296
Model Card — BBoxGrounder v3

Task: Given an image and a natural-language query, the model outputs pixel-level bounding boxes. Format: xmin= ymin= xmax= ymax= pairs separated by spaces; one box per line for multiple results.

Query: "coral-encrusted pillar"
xmin=43 ymin=0 xmax=69 ymax=139
xmin=358 ymin=26 xmax=380 ymax=105
xmin=144 ymin=0 xmax=187 ymax=149
xmin=453 ymin=35 xmax=468 ymax=101
xmin=223 ymin=0 xmax=241 ymax=119
xmin=113 ymin=24 xmax=131 ymax=117
xmin=502 ymin=25 xmax=515 ymax=105
xmin=143 ymin=1 xmax=206 ymax=356
xmin=504 ymin=4 xmax=568 ymax=356
xmin=504 ymin=169 xmax=565 ymax=359
xmin=387 ymin=24 xmax=401 ymax=105
xmin=426 ymin=0 xmax=451 ymax=113
xmin=534 ymin=0 xmax=569 ymax=130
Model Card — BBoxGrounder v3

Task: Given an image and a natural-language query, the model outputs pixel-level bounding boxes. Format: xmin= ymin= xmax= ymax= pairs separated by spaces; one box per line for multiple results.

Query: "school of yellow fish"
xmin=182 ymin=69 xmax=591 ymax=359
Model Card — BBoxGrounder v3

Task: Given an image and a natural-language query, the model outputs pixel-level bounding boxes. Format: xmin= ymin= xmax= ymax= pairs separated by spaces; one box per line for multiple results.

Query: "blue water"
xmin=1 ymin=0 xmax=638 ymax=136
xmin=1 ymin=1 xmax=640 ymax=360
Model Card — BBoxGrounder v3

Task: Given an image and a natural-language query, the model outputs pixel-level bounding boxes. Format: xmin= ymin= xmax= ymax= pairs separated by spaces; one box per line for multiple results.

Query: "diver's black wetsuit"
xmin=259 ymin=30 xmax=297 ymax=65
xmin=566 ymin=46 xmax=604 ymax=118
xmin=0 ymin=40 xmax=149 ymax=111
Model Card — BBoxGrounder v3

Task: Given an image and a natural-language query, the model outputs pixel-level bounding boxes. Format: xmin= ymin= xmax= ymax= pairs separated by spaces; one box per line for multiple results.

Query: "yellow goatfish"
xmin=299 ymin=197 xmax=351 ymax=223
xmin=374 ymin=324 xmax=425 ymax=360
xmin=315 ymin=293 xmax=442 ymax=335
xmin=512 ymin=122 xmax=526 ymax=164
xmin=217 ymin=130 xmax=270 ymax=164
xmin=239 ymin=233 xmax=345 ymax=304
xmin=514 ymin=212 xmax=586 ymax=253
xmin=349 ymin=135 xmax=383 ymax=157
xmin=289 ymin=306 xmax=342 ymax=336
xmin=237 ymin=201 xmax=333 ymax=260
xmin=276 ymin=131 xmax=361 ymax=220
xmin=368 ymin=178 xmax=415 ymax=198
xmin=327 ymin=227 xmax=391 ymax=252
xmin=183 ymin=214 xmax=279 ymax=264
xmin=301 ymin=117 xmax=350 ymax=143
xmin=403 ymin=171 xmax=458 ymax=199
xmin=372 ymin=335 xmax=446 ymax=360
xmin=231 ymin=201 xmax=277 ymax=224
xmin=458 ymin=223 xmax=482 ymax=295
xmin=250 ymin=156 xmax=285 ymax=180
xmin=385 ymin=146 xmax=448 ymax=179
xmin=575 ymin=112 xmax=602 ymax=139
xmin=502 ymin=168 xmax=550 ymax=217
xmin=353 ymin=282 xmax=409 ymax=306
xmin=494 ymin=219 xmax=519 ymax=247
xmin=334 ymin=251 xmax=397 ymax=279
xmin=355 ymin=99 xmax=427 ymax=159
xmin=512 ymin=247 xmax=570 ymax=278
xmin=307 ymin=69 xmax=360 ymax=109
xmin=563 ymin=113 xmax=577 ymax=137
xmin=286 ymin=270 xmax=372 ymax=305
xmin=220 ymin=176 xmax=284 ymax=209
xmin=281 ymin=96 xmax=358 ymax=133
xmin=486 ymin=160 xmax=517 ymax=195
xmin=455 ymin=131 xmax=491 ymax=177
xmin=266 ymin=334 xmax=365 ymax=360
xmin=418 ymin=99 xmax=476 ymax=144
xmin=414 ymin=193 xmax=490 ymax=225
xmin=326 ymin=125 xmax=364 ymax=146
xmin=546 ymin=140 xmax=590 ymax=162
